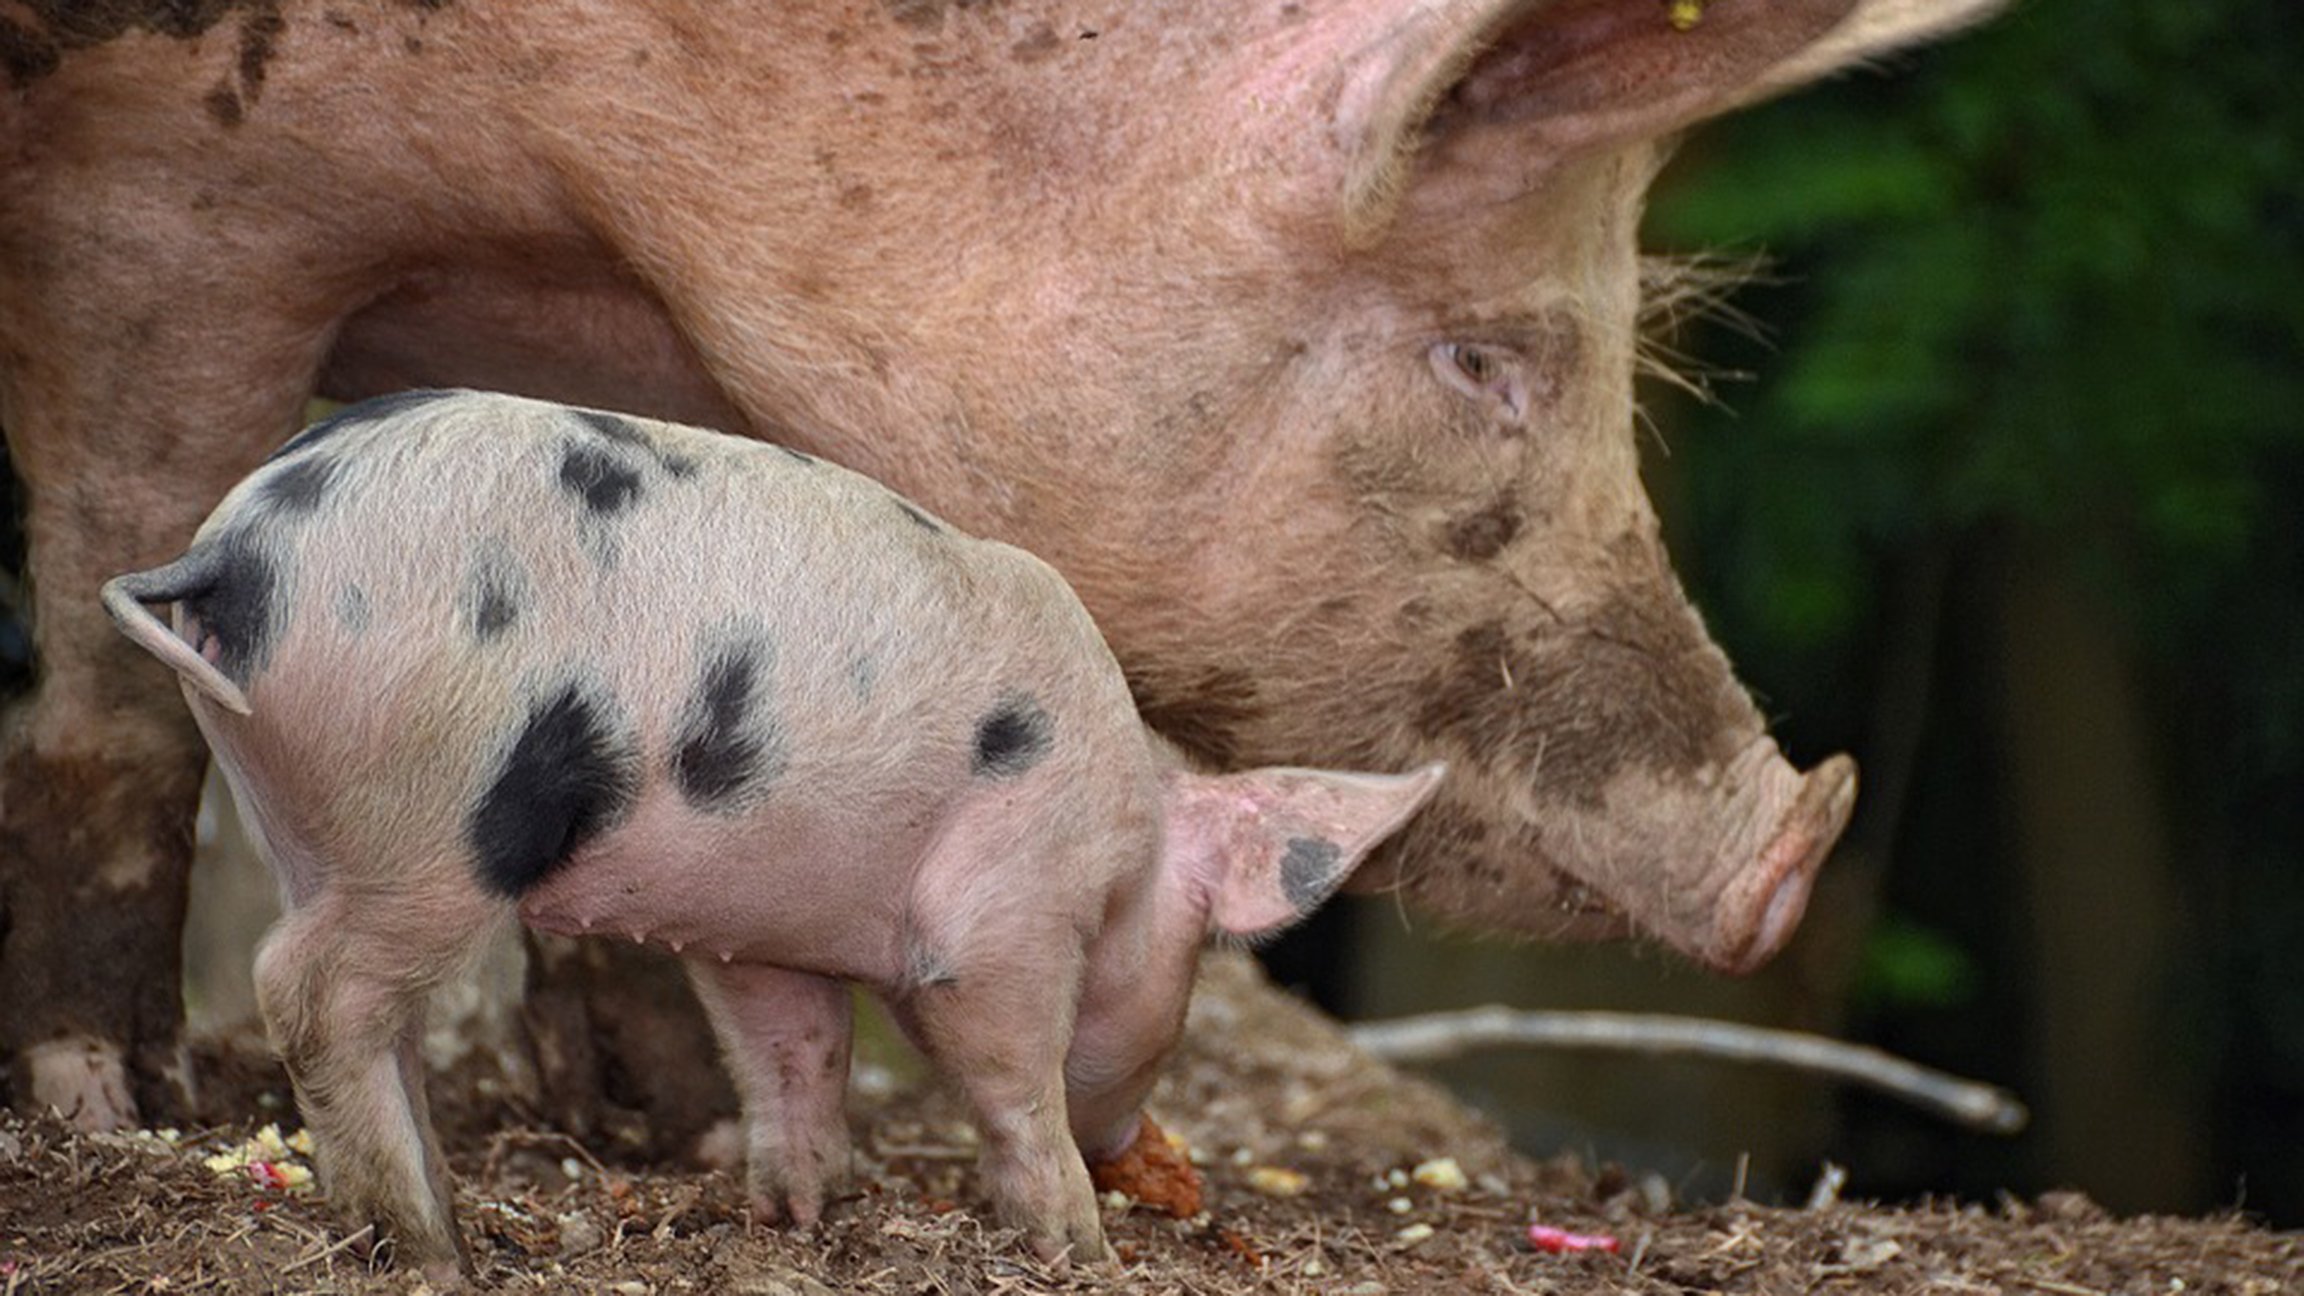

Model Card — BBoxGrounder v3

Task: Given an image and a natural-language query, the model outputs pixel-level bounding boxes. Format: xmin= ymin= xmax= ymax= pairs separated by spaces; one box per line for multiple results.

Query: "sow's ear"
xmin=1165 ymin=763 xmax=1446 ymax=941
xmin=1331 ymin=0 xmax=2009 ymax=237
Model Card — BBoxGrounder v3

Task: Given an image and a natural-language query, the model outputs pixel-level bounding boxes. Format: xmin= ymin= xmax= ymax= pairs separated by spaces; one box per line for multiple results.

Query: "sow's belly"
xmin=514 ymin=791 xmax=928 ymax=985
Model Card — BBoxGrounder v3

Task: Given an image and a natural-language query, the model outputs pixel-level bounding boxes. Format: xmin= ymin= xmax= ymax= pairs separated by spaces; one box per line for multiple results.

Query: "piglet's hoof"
xmin=354 ymin=1228 xmax=466 ymax=1291
xmin=1087 ymin=1116 xmax=1204 ymax=1219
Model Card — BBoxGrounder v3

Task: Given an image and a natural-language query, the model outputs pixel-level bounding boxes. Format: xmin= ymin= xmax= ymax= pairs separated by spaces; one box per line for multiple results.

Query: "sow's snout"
xmin=1701 ymin=748 xmax=1858 ymax=974
xmin=1386 ymin=731 xmax=1859 ymax=977
xmin=1548 ymin=734 xmax=1860 ymax=976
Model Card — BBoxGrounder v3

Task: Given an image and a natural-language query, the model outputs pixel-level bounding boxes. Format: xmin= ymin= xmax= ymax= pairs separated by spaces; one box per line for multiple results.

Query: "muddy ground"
xmin=5 ymin=953 xmax=2298 ymax=1294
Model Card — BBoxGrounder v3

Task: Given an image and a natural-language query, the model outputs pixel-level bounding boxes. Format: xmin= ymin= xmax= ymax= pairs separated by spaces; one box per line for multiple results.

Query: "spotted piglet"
xmin=102 ymin=390 xmax=1443 ymax=1280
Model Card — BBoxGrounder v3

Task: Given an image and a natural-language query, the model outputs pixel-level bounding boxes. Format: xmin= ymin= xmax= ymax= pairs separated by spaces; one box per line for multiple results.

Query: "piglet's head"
xmin=1163 ymin=762 xmax=1447 ymax=940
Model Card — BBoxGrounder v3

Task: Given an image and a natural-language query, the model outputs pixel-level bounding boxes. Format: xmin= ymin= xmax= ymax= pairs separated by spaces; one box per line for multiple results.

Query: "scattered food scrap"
xmin=1413 ymin=1156 xmax=1469 ymax=1193
xmin=1086 ymin=1115 xmax=1204 ymax=1218
xmin=1215 ymin=1225 xmax=1264 ymax=1270
xmin=1245 ymin=1166 xmax=1311 ymax=1197
xmin=1529 ymin=1223 xmax=1622 ymax=1254
xmin=199 ymin=1123 xmax=317 ymax=1194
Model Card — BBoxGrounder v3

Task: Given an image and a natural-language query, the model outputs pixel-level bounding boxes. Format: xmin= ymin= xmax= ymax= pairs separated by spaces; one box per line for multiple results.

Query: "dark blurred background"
xmin=1267 ymin=0 xmax=2304 ymax=1229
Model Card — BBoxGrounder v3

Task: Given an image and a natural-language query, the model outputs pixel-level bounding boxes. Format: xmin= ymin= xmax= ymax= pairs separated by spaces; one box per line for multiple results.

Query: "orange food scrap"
xmin=1087 ymin=1116 xmax=1205 ymax=1219
xmin=1217 ymin=1225 xmax=1264 ymax=1269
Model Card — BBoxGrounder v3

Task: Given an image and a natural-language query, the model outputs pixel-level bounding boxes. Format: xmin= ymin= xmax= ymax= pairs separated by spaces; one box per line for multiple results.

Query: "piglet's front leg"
xmin=686 ymin=962 xmax=855 ymax=1225
xmin=897 ymin=971 xmax=1108 ymax=1264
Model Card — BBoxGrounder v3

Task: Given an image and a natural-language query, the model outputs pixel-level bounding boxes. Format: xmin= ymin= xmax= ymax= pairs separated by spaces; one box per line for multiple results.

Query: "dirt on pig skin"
xmin=4 ymin=954 xmax=2299 ymax=1294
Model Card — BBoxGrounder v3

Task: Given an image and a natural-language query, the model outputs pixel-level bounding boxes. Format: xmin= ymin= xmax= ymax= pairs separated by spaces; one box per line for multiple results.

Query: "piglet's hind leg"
xmin=686 ymin=961 xmax=854 ymax=1227
xmin=254 ymin=898 xmax=491 ymax=1283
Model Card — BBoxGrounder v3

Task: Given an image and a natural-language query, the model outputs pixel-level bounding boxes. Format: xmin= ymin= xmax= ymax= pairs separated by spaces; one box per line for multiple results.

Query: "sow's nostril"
xmin=1716 ymin=753 xmax=1859 ymax=974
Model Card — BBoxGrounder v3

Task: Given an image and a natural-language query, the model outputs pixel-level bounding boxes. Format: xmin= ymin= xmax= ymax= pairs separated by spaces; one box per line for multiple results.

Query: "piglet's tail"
xmin=101 ymin=553 xmax=254 ymax=717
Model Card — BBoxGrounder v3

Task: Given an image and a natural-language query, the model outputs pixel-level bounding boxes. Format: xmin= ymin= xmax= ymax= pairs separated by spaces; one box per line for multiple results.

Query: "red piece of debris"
xmin=1528 ymin=1224 xmax=1621 ymax=1254
xmin=246 ymin=1161 xmax=291 ymax=1191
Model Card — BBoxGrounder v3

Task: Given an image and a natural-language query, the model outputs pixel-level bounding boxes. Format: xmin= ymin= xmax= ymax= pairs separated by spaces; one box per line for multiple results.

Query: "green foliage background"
xmin=1657 ymin=2 xmax=2299 ymax=647
xmin=1645 ymin=0 xmax=2303 ymax=1220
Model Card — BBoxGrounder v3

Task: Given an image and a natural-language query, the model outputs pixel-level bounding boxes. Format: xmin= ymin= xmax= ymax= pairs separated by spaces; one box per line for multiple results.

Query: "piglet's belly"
xmin=514 ymin=800 xmax=919 ymax=984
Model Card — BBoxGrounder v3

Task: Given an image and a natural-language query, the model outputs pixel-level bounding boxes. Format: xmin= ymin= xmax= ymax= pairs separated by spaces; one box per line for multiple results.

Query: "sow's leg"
xmin=0 ymin=290 xmax=325 ymax=1127
xmin=686 ymin=961 xmax=855 ymax=1226
xmin=254 ymin=884 xmax=497 ymax=1282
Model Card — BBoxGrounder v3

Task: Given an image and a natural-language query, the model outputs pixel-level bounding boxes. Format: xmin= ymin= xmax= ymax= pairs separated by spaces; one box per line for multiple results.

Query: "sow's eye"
xmin=1429 ymin=342 xmax=1529 ymax=426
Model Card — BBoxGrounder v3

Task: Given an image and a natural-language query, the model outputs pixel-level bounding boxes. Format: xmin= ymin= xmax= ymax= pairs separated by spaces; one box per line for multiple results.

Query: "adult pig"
xmin=101 ymin=390 xmax=1445 ymax=1276
xmin=0 ymin=0 xmax=2005 ymax=1128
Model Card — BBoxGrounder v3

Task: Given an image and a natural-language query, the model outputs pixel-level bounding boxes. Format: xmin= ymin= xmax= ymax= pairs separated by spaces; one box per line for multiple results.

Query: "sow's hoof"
xmin=1087 ymin=1116 xmax=1204 ymax=1219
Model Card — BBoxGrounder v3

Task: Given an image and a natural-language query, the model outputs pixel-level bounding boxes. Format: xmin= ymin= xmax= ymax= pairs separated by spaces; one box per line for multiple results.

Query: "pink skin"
xmin=4 ymin=0 xmax=2002 ymax=1131
xmin=104 ymin=392 xmax=1444 ymax=1273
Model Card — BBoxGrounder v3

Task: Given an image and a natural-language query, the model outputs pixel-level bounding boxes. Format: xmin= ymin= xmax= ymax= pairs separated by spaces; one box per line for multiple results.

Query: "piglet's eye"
xmin=1430 ymin=342 xmax=1529 ymax=426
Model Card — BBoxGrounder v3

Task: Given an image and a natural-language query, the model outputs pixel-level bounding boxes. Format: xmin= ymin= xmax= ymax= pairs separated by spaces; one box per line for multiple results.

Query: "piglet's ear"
xmin=1336 ymin=0 xmax=2006 ymax=238
xmin=1165 ymin=763 xmax=1446 ymax=941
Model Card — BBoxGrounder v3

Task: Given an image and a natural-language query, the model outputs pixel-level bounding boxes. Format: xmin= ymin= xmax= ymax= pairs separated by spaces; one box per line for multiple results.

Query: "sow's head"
xmin=848 ymin=0 xmax=2002 ymax=971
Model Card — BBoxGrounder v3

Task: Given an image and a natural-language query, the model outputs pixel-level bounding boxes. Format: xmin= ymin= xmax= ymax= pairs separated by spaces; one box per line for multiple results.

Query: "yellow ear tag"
xmin=1668 ymin=0 xmax=1706 ymax=31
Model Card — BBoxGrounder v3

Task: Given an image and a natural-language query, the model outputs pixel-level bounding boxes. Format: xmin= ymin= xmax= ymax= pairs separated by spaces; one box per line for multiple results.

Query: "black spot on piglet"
xmin=1279 ymin=836 xmax=1342 ymax=912
xmin=461 ymin=543 xmax=530 ymax=644
xmin=560 ymin=443 xmax=644 ymax=515
xmin=180 ymin=529 xmax=278 ymax=685
xmin=336 ymin=584 xmax=372 ymax=634
xmin=672 ymin=639 xmax=784 ymax=812
xmin=465 ymin=558 xmax=524 ymax=642
xmin=269 ymin=388 xmax=454 ymax=462
xmin=473 ymin=585 xmax=517 ymax=640
xmin=260 ymin=456 xmax=337 ymax=515
xmin=971 ymin=696 xmax=1052 ymax=778
xmin=571 ymin=408 xmax=698 ymax=477
xmin=469 ymin=684 xmax=639 ymax=897
xmin=569 ymin=408 xmax=652 ymax=448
